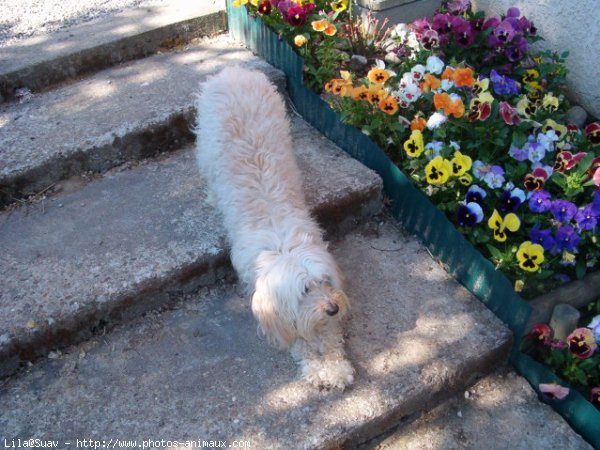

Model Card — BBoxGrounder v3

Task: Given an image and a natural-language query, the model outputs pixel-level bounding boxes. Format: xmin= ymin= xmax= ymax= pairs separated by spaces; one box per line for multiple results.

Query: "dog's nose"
xmin=325 ymin=302 xmax=339 ymax=316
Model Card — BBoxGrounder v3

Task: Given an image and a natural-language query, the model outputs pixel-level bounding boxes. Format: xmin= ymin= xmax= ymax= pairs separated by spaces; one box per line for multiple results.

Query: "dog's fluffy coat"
xmin=195 ymin=66 xmax=354 ymax=389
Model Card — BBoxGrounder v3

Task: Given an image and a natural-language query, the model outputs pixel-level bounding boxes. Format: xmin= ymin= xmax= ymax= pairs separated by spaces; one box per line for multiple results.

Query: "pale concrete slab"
xmin=0 ymin=217 xmax=512 ymax=449
xmin=0 ymin=0 xmax=227 ymax=101
xmin=371 ymin=368 xmax=593 ymax=450
xmin=0 ymin=34 xmax=285 ymax=207
xmin=0 ymin=115 xmax=382 ymax=378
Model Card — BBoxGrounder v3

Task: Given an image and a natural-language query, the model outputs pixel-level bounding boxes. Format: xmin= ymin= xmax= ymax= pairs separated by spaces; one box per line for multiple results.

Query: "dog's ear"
xmin=251 ymin=280 xmax=296 ymax=349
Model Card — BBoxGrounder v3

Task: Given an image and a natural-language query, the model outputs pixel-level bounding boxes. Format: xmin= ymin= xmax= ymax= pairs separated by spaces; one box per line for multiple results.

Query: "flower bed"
xmin=227 ymin=0 xmax=600 ymax=445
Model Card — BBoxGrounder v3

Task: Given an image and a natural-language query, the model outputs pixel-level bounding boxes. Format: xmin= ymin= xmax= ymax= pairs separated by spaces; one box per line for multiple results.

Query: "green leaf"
xmin=575 ymin=258 xmax=587 ymax=280
xmin=486 ymin=244 xmax=503 ymax=261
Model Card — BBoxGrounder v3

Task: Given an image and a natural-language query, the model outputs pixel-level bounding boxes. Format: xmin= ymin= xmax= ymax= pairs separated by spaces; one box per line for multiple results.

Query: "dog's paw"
xmin=301 ymin=359 xmax=355 ymax=390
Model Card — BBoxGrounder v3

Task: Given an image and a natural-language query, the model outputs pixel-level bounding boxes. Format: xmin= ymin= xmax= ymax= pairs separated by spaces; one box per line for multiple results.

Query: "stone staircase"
xmin=0 ymin=2 xmax=593 ymax=449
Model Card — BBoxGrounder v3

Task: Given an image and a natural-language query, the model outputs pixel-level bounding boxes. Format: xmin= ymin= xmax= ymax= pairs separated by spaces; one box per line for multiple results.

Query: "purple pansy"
xmin=550 ymin=199 xmax=578 ymax=223
xmin=509 ymin=144 xmax=528 ymax=161
xmin=554 ymin=225 xmax=581 ymax=254
xmin=529 ymin=224 xmax=556 ymax=252
xmin=490 ymin=69 xmax=520 ymax=96
xmin=472 ymin=161 xmax=506 ymax=189
xmin=575 ymin=204 xmax=598 ymax=231
xmin=528 ymin=191 xmax=552 ymax=213
xmin=494 ymin=19 xmax=516 ymax=43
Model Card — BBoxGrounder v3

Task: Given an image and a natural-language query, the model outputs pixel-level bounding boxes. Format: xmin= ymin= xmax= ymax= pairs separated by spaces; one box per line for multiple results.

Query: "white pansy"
xmin=426 ymin=56 xmax=445 ymax=74
xmin=410 ymin=64 xmax=426 ymax=81
xmin=441 ymin=79 xmax=454 ymax=91
xmin=426 ymin=112 xmax=448 ymax=130
xmin=390 ymin=23 xmax=409 ymax=40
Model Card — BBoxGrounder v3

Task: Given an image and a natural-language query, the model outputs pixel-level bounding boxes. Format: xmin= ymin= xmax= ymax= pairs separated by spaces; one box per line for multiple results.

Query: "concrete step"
xmin=368 ymin=368 xmax=593 ymax=450
xmin=0 ymin=216 xmax=512 ymax=449
xmin=0 ymin=0 xmax=226 ymax=103
xmin=0 ymin=114 xmax=382 ymax=378
xmin=0 ymin=33 xmax=284 ymax=209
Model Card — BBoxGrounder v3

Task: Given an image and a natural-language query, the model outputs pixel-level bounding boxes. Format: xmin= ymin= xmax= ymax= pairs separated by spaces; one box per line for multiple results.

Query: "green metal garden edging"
xmin=226 ymin=4 xmax=600 ymax=447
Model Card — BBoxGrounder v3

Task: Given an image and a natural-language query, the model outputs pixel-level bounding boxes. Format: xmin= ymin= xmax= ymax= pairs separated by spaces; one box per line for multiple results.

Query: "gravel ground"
xmin=0 ymin=0 xmax=170 ymax=47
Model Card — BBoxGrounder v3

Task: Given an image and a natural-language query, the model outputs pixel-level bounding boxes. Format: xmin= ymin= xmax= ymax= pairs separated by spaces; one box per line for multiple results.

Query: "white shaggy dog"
xmin=195 ymin=66 xmax=354 ymax=389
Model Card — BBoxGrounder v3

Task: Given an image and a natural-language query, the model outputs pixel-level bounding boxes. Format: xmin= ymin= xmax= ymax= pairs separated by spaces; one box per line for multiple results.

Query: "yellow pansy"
xmin=488 ymin=209 xmax=521 ymax=242
xmin=450 ymin=151 xmax=472 ymax=177
xmin=330 ymin=0 xmax=348 ymax=12
xmin=232 ymin=0 xmax=248 ymax=6
xmin=425 ymin=156 xmax=453 ymax=184
xmin=403 ymin=130 xmax=424 ymax=158
xmin=542 ymin=119 xmax=567 ymax=139
xmin=516 ymin=241 xmax=544 ymax=272
xmin=472 ymin=78 xmax=489 ymax=96
xmin=542 ymin=94 xmax=560 ymax=112
xmin=294 ymin=35 xmax=308 ymax=47
xmin=367 ymin=68 xmax=390 ymax=84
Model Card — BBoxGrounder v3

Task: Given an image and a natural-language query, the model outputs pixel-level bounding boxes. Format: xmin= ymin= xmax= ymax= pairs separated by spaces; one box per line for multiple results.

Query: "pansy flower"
xmin=433 ymin=92 xmax=465 ymax=118
xmin=550 ymin=200 xmax=577 ymax=223
xmin=490 ymin=69 xmax=520 ymax=96
xmin=257 ymin=0 xmax=272 ymax=14
xmin=330 ymin=0 xmax=348 ymax=12
xmin=516 ymin=241 xmax=544 ymax=272
xmin=575 ymin=204 xmax=599 ymax=231
xmin=529 ymin=224 xmax=556 ymax=252
xmin=567 ymin=328 xmax=597 ymax=359
xmin=523 ymin=167 xmax=549 ymax=192
xmin=553 ymin=151 xmax=587 ymax=173
xmin=528 ymin=190 xmax=552 ymax=213
xmin=588 ymin=156 xmax=600 ymax=180
xmin=367 ymin=67 xmax=391 ymax=84
xmin=472 ymin=77 xmax=490 ymax=96
xmin=451 ymin=67 xmax=476 ymax=88
xmin=425 ymin=55 xmax=445 ymax=75
xmin=379 ymin=96 xmax=399 ymax=115
xmin=473 ymin=161 xmax=505 ymax=189
xmin=499 ymin=188 xmax=525 ymax=213
xmin=403 ymin=130 xmax=424 ymax=158
xmin=410 ymin=116 xmax=427 ymax=131
xmin=425 ymin=156 xmax=453 ymax=184
xmin=528 ymin=323 xmax=552 ymax=344
xmin=542 ymin=119 xmax=567 ymax=140
xmin=499 ymin=101 xmax=520 ymax=125
xmin=494 ymin=19 xmax=516 ymax=43
xmin=294 ymin=34 xmax=308 ymax=47
xmin=585 ymin=122 xmax=600 ymax=145
xmin=466 ymin=184 xmax=487 ymax=205
xmin=468 ymin=97 xmax=492 ymax=122
xmin=367 ymin=86 xmax=387 ymax=104
xmin=457 ymin=202 xmax=484 ymax=227
xmin=488 ymin=209 xmax=521 ymax=242
xmin=420 ymin=73 xmax=441 ymax=92
xmin=539 ymin=384 xmax=570 ymax=400
xmin=516 ymin=97 xmax=537 ymax=118
xmin=426 ymin=112 xmax=448 ymax=130
xmin=450 ymin=151 xmax=472 ymax=177
xmin=351 ymin=85 xmax=369 ymax=101
xmin=553 ymin=225 xmax=581 ymax=254
xmin=421 ymin=29 xmax=440 ymax=50
xmin=542 ymin=94 xmax=560 ymax=112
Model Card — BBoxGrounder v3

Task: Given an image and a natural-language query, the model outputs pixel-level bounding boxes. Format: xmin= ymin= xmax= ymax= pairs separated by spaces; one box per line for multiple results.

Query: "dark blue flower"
xmin=529 ymin=224 xmax=556 ymax=252
xmin=528 ymin=191 xmax=552 ymax=213
xmin=457 ymin=202 xmax=484 ymax=227
xmin=500 ymin=188 xmax=525 ymax=213
xmin=465 ymin=184 xmax=487 ymax=205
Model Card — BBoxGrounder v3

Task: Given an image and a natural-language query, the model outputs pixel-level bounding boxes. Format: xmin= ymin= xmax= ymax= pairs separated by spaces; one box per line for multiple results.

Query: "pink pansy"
xmin=567 ymin=328 xmax=597 ymax=359
xmin=593 ymin=167 xmax=600 ymax=187
xmin=539 ymin=383 xmax=570 ymax=400
xmin=499 ymin=101 xmax=520 ymax=125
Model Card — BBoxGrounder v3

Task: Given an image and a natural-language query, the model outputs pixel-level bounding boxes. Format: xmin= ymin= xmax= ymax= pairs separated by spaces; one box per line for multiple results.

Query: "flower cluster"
xmin=524 ymin=314 xmax=600 ymax=409
xmin=236 ymin=0 xmax=600 ymax=299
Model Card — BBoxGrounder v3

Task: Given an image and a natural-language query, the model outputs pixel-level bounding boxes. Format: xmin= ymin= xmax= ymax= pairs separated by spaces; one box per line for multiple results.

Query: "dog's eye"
xmin=303 ymin=285 xmax=309 ymax=294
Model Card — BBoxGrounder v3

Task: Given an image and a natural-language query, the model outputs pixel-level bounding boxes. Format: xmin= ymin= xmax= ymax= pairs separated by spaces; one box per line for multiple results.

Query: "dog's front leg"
xmin=290 ymin=323 xmax=354 ymax=390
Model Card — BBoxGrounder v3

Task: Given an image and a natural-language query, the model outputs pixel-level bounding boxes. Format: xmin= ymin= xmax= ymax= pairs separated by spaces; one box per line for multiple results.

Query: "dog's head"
xmin=251 ymin=250 xmax=349 ymax=349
